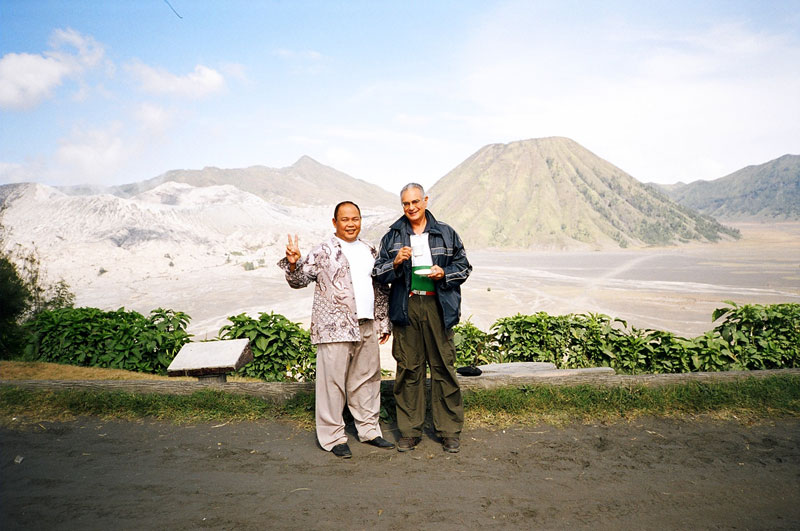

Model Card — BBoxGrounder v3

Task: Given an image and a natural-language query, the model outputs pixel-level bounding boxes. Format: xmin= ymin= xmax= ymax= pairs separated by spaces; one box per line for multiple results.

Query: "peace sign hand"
xmin=286 ymin=234 xmax=301 ymax=269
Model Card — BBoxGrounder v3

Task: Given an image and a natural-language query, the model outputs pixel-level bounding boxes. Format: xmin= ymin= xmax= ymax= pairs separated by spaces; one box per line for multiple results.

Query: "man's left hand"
xmin=379 ymin=333 xmax=391 ymax=344
xmin=427 ymin=265 xmax=444 ymax=280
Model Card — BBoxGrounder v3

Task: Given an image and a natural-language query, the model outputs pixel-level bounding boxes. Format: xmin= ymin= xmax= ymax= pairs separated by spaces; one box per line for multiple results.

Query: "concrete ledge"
xmin=457 ymin=367 xmax=800 ymax=392
xmin=457 ymin=363 xmax=616 ymax=391
xmin=3 ymin=367 xmax=799 ymax=404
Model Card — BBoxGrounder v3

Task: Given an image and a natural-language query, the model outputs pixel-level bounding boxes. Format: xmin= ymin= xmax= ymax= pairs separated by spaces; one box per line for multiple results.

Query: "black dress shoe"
xmin=331 ymin=443 xmax=352 ymax=458
xmin=365 ymin=436 xmax=395 ymax=449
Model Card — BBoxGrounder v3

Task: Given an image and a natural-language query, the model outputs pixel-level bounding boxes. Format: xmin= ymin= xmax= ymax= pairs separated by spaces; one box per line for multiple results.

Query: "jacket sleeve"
xmin=277 ymin=249 xmax=320 ymax=289
xmin=372 ymin=232 xmax=401 ymax=284
xmin=373 ymin=280 xmax=392 ymax=336
xmin=439 ymin=229 xmax=472 ymax=290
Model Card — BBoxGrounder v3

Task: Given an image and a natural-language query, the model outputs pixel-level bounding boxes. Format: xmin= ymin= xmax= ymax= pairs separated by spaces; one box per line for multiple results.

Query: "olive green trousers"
xmin=392 ymin=294 xmax=464 ymax=438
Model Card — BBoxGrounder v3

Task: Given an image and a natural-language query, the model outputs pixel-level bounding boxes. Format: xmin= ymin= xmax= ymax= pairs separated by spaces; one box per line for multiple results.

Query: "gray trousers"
xmin=392 ymin=294 xmax=464 ymax=438
xmin=315 ymin=320 xmax=383 ymax=451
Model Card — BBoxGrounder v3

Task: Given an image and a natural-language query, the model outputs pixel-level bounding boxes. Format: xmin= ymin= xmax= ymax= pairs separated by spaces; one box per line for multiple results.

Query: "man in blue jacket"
xmin=373 ymin=183 xmax=472 ymax=453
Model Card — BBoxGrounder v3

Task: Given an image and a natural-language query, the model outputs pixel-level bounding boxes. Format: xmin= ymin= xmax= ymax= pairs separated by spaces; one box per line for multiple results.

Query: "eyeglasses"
xmin=402 ymin=198 xmax=424 ymax=210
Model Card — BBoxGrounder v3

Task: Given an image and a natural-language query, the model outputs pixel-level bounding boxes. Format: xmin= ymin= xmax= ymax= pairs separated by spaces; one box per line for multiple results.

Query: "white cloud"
xmin=0 ymin=161 xmax=38 ymax=184
xmin=49 ymin=28 xmax=106 ymax=70
xmin=0 ymin=53 xmax=71 ymax=110
xmin=220 ymin=62 xmax=248 ymax=82
xmin=127 ymin=62 xmax=225 ymax=98
xmin=0 ymin=28 xmax=105 ymax=110
xmin=451 ymin=7 xmax=800 ymax=183
xmin=134 ymin=103 xmax=174 ymax=136
xmin=55 ymin=123 xmax=129 ymax=184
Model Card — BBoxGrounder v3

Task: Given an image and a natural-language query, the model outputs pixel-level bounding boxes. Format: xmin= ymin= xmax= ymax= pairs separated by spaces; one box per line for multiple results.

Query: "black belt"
xmin=358 ymin=318 xmax=373 ymax=325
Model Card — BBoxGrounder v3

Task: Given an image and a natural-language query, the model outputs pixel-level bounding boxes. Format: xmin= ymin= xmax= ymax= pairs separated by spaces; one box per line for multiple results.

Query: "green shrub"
xmin=218 ymin=312 xmax=316 ymax=382
xmin=0 ymin=256 xmax=30 ymax=358
xmin=478 ymin=303 xmax=800 ymax=375
xmin=0 ymin=242 xmax=75 ymax=359
xmin=491 ymin=312 xmax=630 ymax=369
xmin=23 ymin=307 xmax=192 ymax=374
xmin=453 ymin=319 xmax=495 ymax=366
xmin=712 ymin=301 xmax=800 ymax=369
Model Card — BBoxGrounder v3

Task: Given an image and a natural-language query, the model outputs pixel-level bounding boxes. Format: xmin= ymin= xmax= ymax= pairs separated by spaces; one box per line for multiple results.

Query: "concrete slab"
xmin=167 ymin=338 xmax=253 ymax=378
xmin=476 ymin=362 xmax=557 ymax=375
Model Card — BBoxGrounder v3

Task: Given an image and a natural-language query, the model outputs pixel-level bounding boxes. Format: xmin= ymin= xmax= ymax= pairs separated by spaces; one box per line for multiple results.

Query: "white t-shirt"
xmin=337 ymin=237 xmax=375 ymax=320
xmin=409 ymin=233 xmax=433 ymax=267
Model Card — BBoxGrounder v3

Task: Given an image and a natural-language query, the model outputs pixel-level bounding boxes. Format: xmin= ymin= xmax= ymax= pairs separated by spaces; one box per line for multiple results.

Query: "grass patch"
xmin=464 ymin=376 xmax=800 ymax=427
xmin=0 ymin=386 xmax=315 ymax=427
xmin=3 ymin=376 xmax=798 ymax=428
xmin=0 ymin=360 xmax=261 ymax=382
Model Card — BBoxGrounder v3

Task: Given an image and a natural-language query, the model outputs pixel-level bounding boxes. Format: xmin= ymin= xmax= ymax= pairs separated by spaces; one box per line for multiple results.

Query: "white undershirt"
xmin=410 ymin=233 xmax=433 ymax=267
xmin=337 ymin=237 xmax=375 ymax=320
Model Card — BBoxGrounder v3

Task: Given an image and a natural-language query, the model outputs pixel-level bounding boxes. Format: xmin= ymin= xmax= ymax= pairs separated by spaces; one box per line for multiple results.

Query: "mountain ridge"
xmin=429 ymin=137 xmax=739 ymax=249
xmin=659 ymin=154 xmax=800 ymax=220
xmin=58 ymin=156 xmax=398 ymax=210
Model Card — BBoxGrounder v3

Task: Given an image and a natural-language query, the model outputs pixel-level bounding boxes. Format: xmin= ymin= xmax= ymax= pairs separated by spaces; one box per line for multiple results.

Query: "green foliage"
xmin=453 ymin=319 xmax=495 ymax=366
xmin=219 ymin=312 xmax=316 ymax=382
xmin=0 ymin=256 xmax=31 ymax=358
xmin=712 ymin=301 xmax=800 ymax=369
xmin=0 ymin=237 xmax=75 ymax=358
xmin=22 ymin=307 xmax=192 ymax=374
xmin=5 ymin=243 xmax=76 ymax=319
xmin=491 ymin=312 xmax=630 ymax=369
xmin=461 ymin=302 xmax=799 ymax=375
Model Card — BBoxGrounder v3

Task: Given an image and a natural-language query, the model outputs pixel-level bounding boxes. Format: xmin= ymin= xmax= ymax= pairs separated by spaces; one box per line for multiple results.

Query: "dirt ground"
xmin=2 ymin=416 xmax=799 ymax=530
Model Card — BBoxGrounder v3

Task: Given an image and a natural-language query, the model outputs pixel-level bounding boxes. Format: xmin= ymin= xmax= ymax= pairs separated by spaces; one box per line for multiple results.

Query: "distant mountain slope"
xmin=428 ymin=137 xmax=739 ymax=249
xmin=1 ymin=182 xmax=309 ymax=251
xmin=60 ymin=156 xmax=397 ymax=209
xmin=661 ymin=154 xmax=800 ymax=220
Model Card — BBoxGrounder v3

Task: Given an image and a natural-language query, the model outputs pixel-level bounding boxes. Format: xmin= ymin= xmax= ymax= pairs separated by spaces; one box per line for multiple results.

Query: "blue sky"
xmin=2 ymin=0 xmax=799 ymax=193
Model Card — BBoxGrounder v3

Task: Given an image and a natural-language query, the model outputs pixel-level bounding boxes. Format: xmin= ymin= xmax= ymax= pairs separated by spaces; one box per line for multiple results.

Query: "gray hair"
xmin=400 ymin=182 xmax=425 ymax=198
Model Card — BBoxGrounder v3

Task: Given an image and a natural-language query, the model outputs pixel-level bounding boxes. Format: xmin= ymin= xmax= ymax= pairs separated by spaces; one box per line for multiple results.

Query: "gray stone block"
xmin=167 ymin=339 xmax=253 ymax=379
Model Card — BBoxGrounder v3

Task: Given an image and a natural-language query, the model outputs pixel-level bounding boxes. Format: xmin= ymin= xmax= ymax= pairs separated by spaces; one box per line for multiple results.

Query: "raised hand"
xmin=286 ymin=234 xmax=301 ymax=269
xmin=393 ymin=246 xmax=412 ymax=268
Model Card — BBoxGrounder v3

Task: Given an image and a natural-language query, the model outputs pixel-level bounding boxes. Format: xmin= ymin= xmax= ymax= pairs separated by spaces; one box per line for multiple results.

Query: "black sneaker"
xmin=331 ymin=443 xmax=352 ymax=458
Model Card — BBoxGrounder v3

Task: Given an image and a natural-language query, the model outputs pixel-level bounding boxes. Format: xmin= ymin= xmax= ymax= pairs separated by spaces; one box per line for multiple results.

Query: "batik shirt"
xmin=278 ymin=236 xmax=391 ymax=344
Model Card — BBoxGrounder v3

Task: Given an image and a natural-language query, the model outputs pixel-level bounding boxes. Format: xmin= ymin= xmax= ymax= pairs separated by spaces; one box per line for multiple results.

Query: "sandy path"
xmin=2 ymin=417 xmax=799 ymax=530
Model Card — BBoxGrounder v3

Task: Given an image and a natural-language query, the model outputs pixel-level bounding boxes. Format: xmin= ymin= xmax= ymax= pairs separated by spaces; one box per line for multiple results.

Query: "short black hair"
xmin=334 ymin=201 xmax=361 ymax=220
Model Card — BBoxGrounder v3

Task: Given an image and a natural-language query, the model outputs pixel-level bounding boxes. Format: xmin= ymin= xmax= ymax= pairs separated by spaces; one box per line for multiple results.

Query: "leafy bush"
xmin=23 ymin=307 xmax=191 ymax=374
xmin=0 ymin=242 xmax=75 ymax=359
xmin=4 ymin=243 xmax=75 ymax=319
xmin=491 ymin=312 xmax=634 ymax=369
xmin=219 ymin=312 xmax=316 ymax=382
xmin=467 ymin=302 xmax=799 ymax=375
xmin=0 ymin=256 xmax=30 ymax=358
xmin=712 ymin=301 xmax=800 ymax=369
xmin=453 ymin=319 xmax=495 ymax=366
